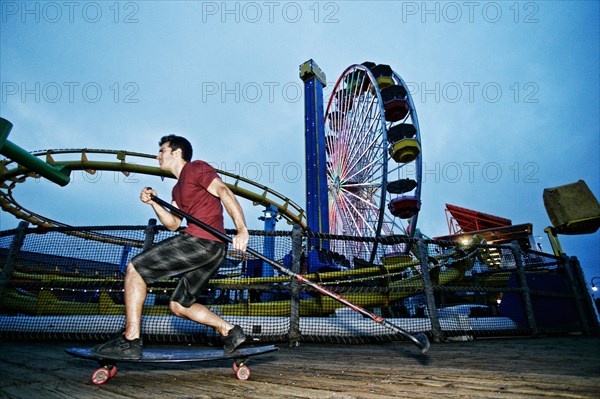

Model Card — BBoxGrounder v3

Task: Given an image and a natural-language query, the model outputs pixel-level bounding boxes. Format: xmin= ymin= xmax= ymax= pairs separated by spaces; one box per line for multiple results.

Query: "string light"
xmin=39 ymin=287 xmax=129 ymax=293
xmin=37 ymin=287 xmax=173 ymax=294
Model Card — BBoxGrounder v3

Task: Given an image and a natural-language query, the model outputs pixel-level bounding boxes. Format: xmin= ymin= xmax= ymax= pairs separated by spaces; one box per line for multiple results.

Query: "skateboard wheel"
xmin=92 ymin=367 xmax=110 ymax=385
xmin=233 ymin=357 xmax=248 ymax=370
xmin=235 ymin=365 xmax=250 ymax=381
xmin=108 ymin=365 xmax=118 ymax=378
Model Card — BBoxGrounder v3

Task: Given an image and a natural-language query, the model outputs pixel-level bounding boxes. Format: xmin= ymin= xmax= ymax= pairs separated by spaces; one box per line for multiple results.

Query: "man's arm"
xmin=207 ymin=177 xmax=249 ymax=252
xmin=140 ymin=187 xmax=182 ymax=231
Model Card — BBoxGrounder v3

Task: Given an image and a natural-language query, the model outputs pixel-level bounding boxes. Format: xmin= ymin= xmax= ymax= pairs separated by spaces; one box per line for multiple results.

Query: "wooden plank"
xmin=0 ymin=336 xmax=598 ymax=398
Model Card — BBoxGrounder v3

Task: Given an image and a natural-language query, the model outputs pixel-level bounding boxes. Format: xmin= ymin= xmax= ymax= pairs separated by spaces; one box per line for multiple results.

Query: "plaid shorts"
xmin=131 ymin=232 xmax=227 ymax=307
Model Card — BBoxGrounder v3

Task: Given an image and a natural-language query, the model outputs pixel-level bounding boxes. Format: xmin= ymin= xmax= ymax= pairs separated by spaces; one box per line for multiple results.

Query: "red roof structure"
xmin=435 ymin=204 xmax=535 ymax=252
xmin=445 ymin=203 xmax=512 ymax=235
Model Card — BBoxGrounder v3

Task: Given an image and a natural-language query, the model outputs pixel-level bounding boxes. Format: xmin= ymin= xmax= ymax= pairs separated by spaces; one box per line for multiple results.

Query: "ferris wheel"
xmin=324 ymin=62 xmax=423 ymax=262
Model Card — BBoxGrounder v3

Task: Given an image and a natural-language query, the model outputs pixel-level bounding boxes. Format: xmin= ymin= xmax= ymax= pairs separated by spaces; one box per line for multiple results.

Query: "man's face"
xmin=157 ymin=142 xmax=179 ymax=169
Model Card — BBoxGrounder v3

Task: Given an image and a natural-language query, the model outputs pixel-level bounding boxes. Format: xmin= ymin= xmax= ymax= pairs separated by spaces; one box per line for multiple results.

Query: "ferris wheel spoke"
xmin=329 ymin=194 xmax=344 ymax=234
xmin=335 ymin=193 xmax=365 ymax=237
xmin=342 ymin=99 xmax=378 ymax=174
xmin=339 ymin=116 xmax=383 ymax=183
xmin=339 ymin=140 xmax=380 ymax=184
xmin=345 ymin=146 xmax=385 ymax=182
xmin=331 ymin=192 xmax=351 ymax=234
xmin=387 ymin=161 xmax=414 ymax=176
xmin=346 ymin=71 xmax=369 ymax=100
xmin=348 ymin=94 xmax=376 ymax=135
xmin=334 ymin=192 xmax=375 ymax=256
xmin=345 ymin=113 xmax=382 ymax=167
xmin=337 ymin=87 xmax=377 ymax=159
xmin=343 ymin=138 xmax=381 ymax=184
xmin=347 ymin=113 xmax=383 ymax=171
xmin=341 ymin=95 xmax=379 ymax=165
xmin=343 ymin=181 xmax=379 ymax=189
xmin=340 ymin=189 xmax=380 ymax=219
xmin=337 ymin=190 xmax=372 ymax=229
xmin=338 ymin=76 xmax=359 ymax=117
xmin=342 ymin=155 xmax=382 ymax=187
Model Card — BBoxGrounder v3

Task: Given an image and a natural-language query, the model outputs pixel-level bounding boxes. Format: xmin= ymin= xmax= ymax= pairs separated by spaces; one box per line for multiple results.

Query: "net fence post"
xmin=416 ymin=238 xmax=443 ymax=342
xmin=289 ymin=224 xmax=302 ymax=347
xmin=511 ymin=240 xmax=538 ymax=335
xmin=143 ymin=218 xmax=157 ymax=250
xmin=562 ymin=254 xmax=599 ymax=334
xmin=0 ymin=221 xmax=29 ymax=302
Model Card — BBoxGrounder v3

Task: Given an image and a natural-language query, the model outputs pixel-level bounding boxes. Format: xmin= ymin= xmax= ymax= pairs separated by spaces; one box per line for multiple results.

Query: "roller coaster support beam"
xmin=300 ymin=59 xmax=329 ymax=250
xmin=0 ymin=221 xmax=28 ymax=302
xmin=259 ymin=204 xmax=279 ymax=279
xmin=0 ymin=118 xmax=70 ymax=186
xmin=260 ymin=204 xmax=279 ymax=300
xmin=543 ymin=226 xmax=564 ymax=256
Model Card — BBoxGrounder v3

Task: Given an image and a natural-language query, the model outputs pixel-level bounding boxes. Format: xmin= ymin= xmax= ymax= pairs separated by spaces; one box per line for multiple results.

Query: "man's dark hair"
xmin=159 ymin=135 xmax=193 ymax=162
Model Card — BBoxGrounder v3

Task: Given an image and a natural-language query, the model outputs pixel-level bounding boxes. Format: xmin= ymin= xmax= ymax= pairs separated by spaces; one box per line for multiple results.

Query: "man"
xmin=93 ymin=134 xmax=249 ymax=359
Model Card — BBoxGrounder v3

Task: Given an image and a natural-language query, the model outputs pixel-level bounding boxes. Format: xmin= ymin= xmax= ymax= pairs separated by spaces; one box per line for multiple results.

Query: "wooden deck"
xmin=1 ymin=335 xmax=599 ymax=398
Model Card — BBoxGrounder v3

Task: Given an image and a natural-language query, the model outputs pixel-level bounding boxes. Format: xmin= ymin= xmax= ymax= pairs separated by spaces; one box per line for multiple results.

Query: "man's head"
xmin=158 ymin=135 xmax=193 ymax=162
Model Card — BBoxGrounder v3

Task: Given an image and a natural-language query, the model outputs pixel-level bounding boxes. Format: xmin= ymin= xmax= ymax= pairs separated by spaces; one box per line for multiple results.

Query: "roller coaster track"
xmin=0 ymin=149 xmax=307 ymax=237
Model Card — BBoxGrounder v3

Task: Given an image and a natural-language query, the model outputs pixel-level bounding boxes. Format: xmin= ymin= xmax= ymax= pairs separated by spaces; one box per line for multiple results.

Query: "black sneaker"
xmin=222 ymin=325 xmax=246 ymax=353
xmin=92 ymin=335 xmax=142 ymax=360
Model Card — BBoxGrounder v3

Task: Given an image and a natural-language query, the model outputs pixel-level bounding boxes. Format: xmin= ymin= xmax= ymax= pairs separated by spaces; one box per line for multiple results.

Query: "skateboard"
xmin=65 ymin=344 xmax=278 ymax=385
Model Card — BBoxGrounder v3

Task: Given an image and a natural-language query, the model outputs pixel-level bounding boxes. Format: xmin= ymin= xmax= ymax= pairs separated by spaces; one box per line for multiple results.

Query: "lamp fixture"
xmin=591 ymin=277 xmax=600 ymax=292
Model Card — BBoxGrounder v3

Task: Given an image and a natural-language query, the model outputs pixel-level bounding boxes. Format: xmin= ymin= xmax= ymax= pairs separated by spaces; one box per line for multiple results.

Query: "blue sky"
xmin=1 ymin=1 xmax=599 ymax=295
